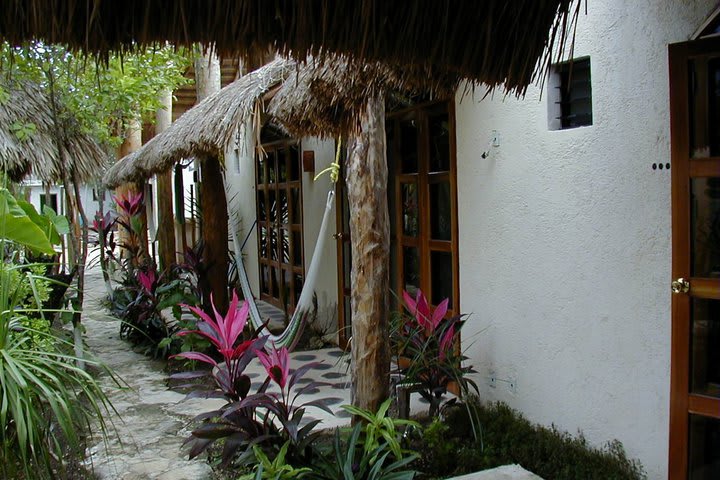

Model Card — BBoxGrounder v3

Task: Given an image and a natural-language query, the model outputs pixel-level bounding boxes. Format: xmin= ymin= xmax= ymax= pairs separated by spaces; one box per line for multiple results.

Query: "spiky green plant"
xmin=0 ymin=193 xmax=117 ymax=479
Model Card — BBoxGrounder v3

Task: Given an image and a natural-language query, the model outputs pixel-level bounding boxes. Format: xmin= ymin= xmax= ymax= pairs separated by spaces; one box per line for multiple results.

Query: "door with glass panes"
xmin=387 ymin=101 xmax=459 ymax=316
xmin=668 ymin=37 xmax=720 ymax=480
xmin=256 ymin=140 xmax=304 ymax=313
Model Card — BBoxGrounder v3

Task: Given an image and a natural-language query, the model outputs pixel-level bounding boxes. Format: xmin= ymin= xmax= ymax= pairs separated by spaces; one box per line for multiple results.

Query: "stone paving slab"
xmin=448 ymin=465 xmax=543 ymax=480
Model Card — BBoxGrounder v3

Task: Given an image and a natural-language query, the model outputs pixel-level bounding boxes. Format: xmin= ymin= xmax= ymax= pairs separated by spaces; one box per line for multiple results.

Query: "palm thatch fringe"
xmin=268 ymin=57 xmax=459 ymax=139
xmin=0 ymin=81 xmax=109 ymax=183
xmin=103 ymin=58 xmax=294 ymax=188
xmin=1 ymin=1 xmax=581 ymax=96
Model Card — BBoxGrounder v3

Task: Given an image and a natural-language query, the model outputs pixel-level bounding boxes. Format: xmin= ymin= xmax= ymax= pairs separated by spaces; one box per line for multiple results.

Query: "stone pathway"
xmin=82 ymin=267 xmax=222 ymax=479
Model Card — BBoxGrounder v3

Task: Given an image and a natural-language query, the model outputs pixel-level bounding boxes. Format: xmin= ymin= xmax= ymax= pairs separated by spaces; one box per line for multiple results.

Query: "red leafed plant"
xmin=170 ymin=293 xmax=329 ymax=466
xmin=393 ymin=289 xmax=477 ymax=417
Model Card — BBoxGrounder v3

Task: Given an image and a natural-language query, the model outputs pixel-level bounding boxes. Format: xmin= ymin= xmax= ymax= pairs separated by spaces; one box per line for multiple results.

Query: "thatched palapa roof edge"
xmin=2 ymin=1 xmax=581 ymax=96
xmin=103 ymin=58 xmax=294 ymax=188
xmin=0 ymin=81 xmax=110 ymax=183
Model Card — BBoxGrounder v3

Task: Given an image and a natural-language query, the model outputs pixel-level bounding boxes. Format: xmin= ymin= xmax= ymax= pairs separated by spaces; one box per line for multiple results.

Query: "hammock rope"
xmin=223 ymin=138 xmax=341 ymax=350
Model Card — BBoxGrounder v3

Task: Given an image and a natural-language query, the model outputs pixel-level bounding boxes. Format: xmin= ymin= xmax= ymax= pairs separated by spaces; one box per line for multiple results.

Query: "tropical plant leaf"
xmin=0 ymin=188 xmax=55 ymax=254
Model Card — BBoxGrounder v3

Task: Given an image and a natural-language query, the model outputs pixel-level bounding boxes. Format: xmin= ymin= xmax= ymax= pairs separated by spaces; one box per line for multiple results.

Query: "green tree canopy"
xmin=1 ymin=41 xmax=192 ymax=148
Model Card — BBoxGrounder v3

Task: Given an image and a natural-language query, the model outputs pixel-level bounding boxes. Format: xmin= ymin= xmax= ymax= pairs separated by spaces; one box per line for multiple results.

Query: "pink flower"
xmin=113 ymin=190 xmax=144 ymax=217
xmin=256 ymin=345 xmax=290 ymax=389
xmin=174 ymin=291 xmax=252 ymax=365
xmin=402 ymin=289 xmax=449 ymax=336
xmin=137 ymin=269 xmax=156 ymax=293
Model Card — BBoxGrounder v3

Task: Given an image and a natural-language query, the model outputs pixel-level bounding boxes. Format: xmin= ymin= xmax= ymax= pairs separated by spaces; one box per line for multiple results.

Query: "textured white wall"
xmin=300 ymin=138 xmax=340 ymax=336
xmin=455 ymin=1 xmax=715 ymax=478
xmin=225 ymin=121 xmax=260 ymax=295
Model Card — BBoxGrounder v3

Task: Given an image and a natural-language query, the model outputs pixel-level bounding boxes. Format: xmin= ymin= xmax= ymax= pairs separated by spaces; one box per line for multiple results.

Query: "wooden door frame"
xmin=255 ymin=139 xmax=305 ymax=313
xmin=668 ymin=36 xmax=720 ymax=479
xmin=387 ymin=99 xmax=460 ymax=316
xmin=336 ymin=99 xmax=461 ymax=348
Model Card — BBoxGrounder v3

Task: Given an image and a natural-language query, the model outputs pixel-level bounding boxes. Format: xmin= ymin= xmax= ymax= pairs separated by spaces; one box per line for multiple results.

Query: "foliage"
xmin=392 ymin=289 xmax=478 ymax=417
xmin=239 ymin=345 xmax=333 ymax=465
xmin=471 ymin=402 xmax=646 ymax=480
xmin=342 ymin=398 xmax=420 ymax=463
xmin=411 ymin=400 xmax=645 ymax=480
xmin=0 ymin=259 xmax=114 ymax=479
xmin=113 ymin=264 xmax=198 ymax=358
xmin=238 ymin=441 xmax=313 ymax=480
xmin=170 ymin=295 xmax=333 ymax=467
xmin=1 ymin=41 xmax=192 ymax=148
xmin=170 ymin=292 xmax=269 ymax=464
xmin=312 ymin=421 xmax=418 ymax=480
xmin=0 ymin=187 xmax=55 ymax=254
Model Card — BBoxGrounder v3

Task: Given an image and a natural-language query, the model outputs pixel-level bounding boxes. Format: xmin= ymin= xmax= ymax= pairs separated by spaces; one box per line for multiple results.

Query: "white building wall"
xmin=455 ymin=1 xmax=714 ymax=478
xmin=300 ymin=138 xmax=340 ymax=335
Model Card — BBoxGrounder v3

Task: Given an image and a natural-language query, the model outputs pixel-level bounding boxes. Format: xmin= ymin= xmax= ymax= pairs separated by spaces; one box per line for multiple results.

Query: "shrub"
xmin=392 ymin=289 xmax=478 ymax=417
xmin=413 ymin=400 xmax=646 ymax=480
xmin=0 ymin=261 xmax=114 ymax=479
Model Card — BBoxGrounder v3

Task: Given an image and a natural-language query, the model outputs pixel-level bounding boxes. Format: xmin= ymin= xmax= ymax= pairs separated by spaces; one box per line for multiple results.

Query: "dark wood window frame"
xmin=387 ymin=99 xmax=460 ymax=317
xmin=255 ymin=139 xmax=305 ymax=313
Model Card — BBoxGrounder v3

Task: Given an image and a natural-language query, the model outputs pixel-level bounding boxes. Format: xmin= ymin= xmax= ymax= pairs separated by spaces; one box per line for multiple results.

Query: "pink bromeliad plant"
xmin=394 ymin=289 xmax=477 ymax=417
xmin=170 ymin=293 xmax=329 ymax=466
xmin=172 ymin=291 xmax=266 ymax=402
xmin=240 ymin=343 xmax=332 ymax=464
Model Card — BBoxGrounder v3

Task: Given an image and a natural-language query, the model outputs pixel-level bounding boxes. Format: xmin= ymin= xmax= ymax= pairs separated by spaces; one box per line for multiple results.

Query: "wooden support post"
xmin=155 ymin=89 xmax=176 ymax=271
xmin=195 ymin=48 xmax=229 ymax=313
xmin=347 ymin=94 xmax=391 ymax=415
xmin=116 ymin=118 xmax=149 ymax=263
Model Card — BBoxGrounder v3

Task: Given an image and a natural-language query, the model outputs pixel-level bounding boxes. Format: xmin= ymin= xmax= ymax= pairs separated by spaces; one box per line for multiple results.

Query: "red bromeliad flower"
xmin=402 ymin=289 xmax=449 ymax=336
xmin=137 ymin=269 xmax=156 ymax=294
xmin=173 ymin=291 xmax=253 ymax=367
xmin=113 ymin=190 xmax=144 ymax=217
xmin=256 ymin=345 xmax=290 ymax=389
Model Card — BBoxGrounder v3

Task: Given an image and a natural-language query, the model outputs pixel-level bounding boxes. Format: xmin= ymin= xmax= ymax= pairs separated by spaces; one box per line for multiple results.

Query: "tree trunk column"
xmin=116 ymin=118 xmax=149 ymax=263
xmin=347 ymin=94 xmax=390 ymax=414
xmin=195 ymin=49 xmax=229 ymax=313
xmin=155 ymin=89 xmax=177 ymax=271
xmin=199 ymin=153 xmax=229 ymax=313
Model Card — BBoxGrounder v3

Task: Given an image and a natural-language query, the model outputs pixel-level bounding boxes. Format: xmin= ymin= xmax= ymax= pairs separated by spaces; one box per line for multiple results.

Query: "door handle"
xmin=671 ymin=277 xmax=690 ymax=294
xmin=333 ymin=232 xmax=344 ymax=240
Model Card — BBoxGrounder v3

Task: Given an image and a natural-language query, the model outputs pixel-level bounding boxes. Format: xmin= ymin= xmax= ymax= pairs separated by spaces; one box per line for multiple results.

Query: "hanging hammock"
xmin=223 ymin=170 xmax=337 ymax=351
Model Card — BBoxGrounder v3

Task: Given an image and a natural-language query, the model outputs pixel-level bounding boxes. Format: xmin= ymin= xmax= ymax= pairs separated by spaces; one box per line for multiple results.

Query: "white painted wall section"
xmin=454 ymin=1 xmax=715 ymax=478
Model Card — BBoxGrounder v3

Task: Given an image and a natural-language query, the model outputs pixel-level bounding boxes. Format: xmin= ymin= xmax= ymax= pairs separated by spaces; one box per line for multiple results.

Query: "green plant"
xmin=0 ymin=260 xmax=115 ymax=479
xmin=313 ymin=422 xmax=418 ymax=480
xmin=412 ymin=400 xmax=646 ymax=480
xmin=342 ymin=398 xmax=420 ymax=462
xmin=393 ymin=289 xmax=478 ymax=417
xmin=239 ymin=441 xmax=313 ymax=480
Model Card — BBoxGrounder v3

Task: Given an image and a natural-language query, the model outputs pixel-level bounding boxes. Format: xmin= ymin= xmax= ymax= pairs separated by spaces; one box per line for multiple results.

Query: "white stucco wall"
xmin=455 ymin=2 xmax=715 ymax=478
xmin=300 ymin=138 xmax=341 ymax=335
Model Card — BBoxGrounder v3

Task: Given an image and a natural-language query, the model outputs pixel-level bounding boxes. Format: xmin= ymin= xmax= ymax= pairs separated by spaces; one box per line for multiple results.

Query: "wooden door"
xmin=256 ymin=141 xmax=304 ymax=313
xmin=387 ymin=100 xmax=460 ymax=315
xmin=668 ymin=37 xmax=720 ymax=480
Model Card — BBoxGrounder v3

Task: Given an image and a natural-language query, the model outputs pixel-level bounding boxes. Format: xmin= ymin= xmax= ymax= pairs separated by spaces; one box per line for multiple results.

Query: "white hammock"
xmin=224 ymin=171 xmax=335 ymax=350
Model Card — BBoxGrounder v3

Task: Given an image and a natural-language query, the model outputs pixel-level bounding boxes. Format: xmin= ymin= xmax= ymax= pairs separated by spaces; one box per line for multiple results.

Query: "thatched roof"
xmin=268 ymin=58 xmax=460 ymax=139
xmin=0 ymin=81 xmax=110 ymax=183
xmin=103 ymin=58 xmax=294 ymax=188
xmin=1 ymin=1 xmax=581 ymax=96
